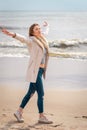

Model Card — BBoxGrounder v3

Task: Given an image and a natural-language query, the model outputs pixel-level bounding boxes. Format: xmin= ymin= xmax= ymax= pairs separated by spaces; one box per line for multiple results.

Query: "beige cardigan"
xmin=14 ymin=34 xmax=49 ymax=83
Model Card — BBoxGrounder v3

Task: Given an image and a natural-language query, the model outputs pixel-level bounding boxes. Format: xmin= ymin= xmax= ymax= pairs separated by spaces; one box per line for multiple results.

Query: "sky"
xmin=0 ymin=0 xmax=87 ymax=11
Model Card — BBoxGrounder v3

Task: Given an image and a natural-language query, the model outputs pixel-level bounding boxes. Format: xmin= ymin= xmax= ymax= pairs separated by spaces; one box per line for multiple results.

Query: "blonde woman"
xmin=2 ymin=22 xmax=53 ymax=124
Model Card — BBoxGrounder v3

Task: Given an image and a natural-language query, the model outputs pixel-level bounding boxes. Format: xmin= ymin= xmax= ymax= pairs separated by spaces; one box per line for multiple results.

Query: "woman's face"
xmin=33 ymin=25 xmax=41 ymax=37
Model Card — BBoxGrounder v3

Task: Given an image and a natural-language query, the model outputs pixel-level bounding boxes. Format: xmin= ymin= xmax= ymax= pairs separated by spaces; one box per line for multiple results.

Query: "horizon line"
xmin=0 ymin=10 xmax=87 ymax=12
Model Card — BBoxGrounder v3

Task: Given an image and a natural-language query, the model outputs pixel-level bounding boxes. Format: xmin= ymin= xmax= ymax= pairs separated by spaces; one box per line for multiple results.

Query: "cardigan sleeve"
xmin=14 ymin=33 xmax=32 ymax=46
xmin=41 ymin=24 xmax=49 ymax=35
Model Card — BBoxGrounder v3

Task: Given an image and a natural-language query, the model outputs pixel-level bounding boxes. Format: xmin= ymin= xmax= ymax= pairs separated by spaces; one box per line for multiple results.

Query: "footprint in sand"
xmin=2 ymin=113 xmax=7 ymax=117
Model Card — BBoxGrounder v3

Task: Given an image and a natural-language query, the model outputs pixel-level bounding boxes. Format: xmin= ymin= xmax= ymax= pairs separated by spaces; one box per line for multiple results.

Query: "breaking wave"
xmin=0 ymin=39 xmax=87 ymax=60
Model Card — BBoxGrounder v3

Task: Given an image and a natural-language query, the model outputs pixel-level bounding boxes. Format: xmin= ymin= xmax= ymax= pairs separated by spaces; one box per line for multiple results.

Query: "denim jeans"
xmin=20 ymin=68 xmax=44 ymax=113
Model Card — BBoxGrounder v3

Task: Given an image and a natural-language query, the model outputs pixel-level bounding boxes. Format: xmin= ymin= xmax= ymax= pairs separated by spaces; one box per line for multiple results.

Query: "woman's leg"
xmin=14 ymin=82 xmax=36 ymax=122
xmin=20 ymin=82 xmax=36 ymax=108
xmin=36 ymin=68 xmax=44 ymax=114
xmin=36 ymin=68 xmax=53 ymax=124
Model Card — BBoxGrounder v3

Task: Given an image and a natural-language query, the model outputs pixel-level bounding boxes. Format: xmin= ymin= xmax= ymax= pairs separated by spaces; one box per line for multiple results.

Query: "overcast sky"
xmin=0 ymin=0 xmax=87 ymax=11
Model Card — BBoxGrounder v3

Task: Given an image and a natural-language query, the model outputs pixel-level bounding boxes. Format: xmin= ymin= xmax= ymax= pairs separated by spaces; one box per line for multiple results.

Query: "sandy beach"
xmin=0 ymin=57 xmax=87 ymax=130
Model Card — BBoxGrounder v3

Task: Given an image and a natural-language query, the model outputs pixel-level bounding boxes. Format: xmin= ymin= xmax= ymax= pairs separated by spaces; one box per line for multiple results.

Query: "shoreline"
xmin=0 ymin=57 xmax=87 ymax=90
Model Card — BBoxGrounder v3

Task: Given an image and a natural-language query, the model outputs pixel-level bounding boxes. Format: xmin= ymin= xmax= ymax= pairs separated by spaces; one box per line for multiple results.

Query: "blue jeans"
xmin=20 ymin=68 xmax=44 ymax=113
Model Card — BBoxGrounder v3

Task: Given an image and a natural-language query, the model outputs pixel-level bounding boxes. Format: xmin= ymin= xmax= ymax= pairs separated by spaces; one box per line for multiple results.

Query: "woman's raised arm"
xmin=2 ymin=28 xmax=16 ymax=37
xmin=41 ymin=21 xmax=49 ymax=35
xmin=2 ymin=28 xmax=31 ymax=46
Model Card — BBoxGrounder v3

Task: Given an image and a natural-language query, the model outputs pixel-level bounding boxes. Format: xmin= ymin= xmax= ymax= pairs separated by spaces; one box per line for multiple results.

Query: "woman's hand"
xmin=43 ymin=21 xmax=49 ymax=27
xmin=2 ymin=28 xmax=16 ymax=37
xmin=41 ymin=21 xmax=49 ymax=35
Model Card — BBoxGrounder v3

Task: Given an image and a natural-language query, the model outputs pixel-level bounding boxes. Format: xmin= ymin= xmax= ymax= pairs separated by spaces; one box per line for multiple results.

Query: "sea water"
xmin=0 ymin=11 xmax=87 ymax=59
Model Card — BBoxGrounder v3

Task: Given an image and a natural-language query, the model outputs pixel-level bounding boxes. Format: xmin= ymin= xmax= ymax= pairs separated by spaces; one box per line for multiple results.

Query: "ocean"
xmin=0 ymin=11 xmax=87 ymax=59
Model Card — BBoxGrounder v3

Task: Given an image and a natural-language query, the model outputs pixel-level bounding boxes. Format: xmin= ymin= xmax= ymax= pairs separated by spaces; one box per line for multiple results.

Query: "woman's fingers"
xmin=2 ymin=28 xmax=9 ymax=34
xmin=43 ymin=21 xmax=48 ymax=26
xmin=2 ymin=28 xmax=14 ymax=36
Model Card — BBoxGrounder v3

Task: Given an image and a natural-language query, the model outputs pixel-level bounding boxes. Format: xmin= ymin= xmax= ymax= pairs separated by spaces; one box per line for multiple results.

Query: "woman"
xmin=2 ymin=22 xmax=53 ymax=124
